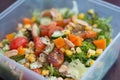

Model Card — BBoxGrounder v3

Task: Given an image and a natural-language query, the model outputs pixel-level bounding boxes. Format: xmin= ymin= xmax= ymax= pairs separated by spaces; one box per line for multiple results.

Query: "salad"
xmin=0 ymin=8 xmax=112 ymax=80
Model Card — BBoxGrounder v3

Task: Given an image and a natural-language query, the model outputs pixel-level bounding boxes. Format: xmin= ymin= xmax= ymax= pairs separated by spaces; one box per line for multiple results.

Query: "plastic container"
xmin=0 ymin=0 xmax=120 ymax=80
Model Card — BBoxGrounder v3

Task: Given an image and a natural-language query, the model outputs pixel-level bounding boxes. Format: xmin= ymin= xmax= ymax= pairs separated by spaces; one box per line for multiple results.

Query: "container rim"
xmin=0 ymin=0 xmax=120 ymax=80
xmin=0 ymin=0 xmax=25 ymax=20
xmin=90 ymin=0 xmax=120 ymax=12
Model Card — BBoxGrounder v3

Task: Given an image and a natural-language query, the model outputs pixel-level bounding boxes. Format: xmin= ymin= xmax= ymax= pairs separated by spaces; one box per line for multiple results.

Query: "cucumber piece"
xmin=51 ymin=30 xmax=66 ymax=39
xmin=10 ymin=55 xmax=25 ymax=62
xmin=41 ymin=36 xmax=50 ymax=45
xmin=44 ymin=43 xmax=55 ymax=55
xmin=40 ymin=17 xmax=52 ymax=26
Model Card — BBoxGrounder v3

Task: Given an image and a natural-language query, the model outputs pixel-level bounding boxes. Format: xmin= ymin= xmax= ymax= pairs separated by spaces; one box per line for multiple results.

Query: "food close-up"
xmin=0 ymin=0 xmax=120 ymax=80
xmin=0 ymin=7 xmax=112 ymax=80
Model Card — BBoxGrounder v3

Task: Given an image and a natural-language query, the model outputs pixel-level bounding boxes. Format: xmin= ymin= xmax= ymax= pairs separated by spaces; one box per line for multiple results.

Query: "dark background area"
xmin=0 ymin=0 xmax=120 ymax=80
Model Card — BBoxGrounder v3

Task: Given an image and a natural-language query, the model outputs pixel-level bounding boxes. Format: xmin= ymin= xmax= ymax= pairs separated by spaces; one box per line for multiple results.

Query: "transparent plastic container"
xmin=0 ymin=0 xmax=120 ymax=80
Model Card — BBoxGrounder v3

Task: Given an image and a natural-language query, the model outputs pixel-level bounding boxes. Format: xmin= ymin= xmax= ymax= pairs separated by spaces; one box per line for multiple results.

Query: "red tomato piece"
xmin=10 ymin=37 xmax=28 ymax=49
xmin=48 ymin=26 xmax=63 ymax=37
xmin=32 ymin=68 xmax=41 ymax=74
xmin=34 ymin=37 xmax=46 ymax=56
xmin=40 ymin=25 xmax=49 ymax=36
xmin=47 ymin=48 xmax=64 ymax=67
xmin=57 ymin=18 xmax=71 ymax=27
xmin=80 ymin=31 xmax=97 ymax=39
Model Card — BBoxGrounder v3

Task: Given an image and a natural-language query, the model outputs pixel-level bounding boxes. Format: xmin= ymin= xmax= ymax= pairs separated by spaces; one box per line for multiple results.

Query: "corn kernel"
xmin=28 ymin=42 xmax=35 ymax=49
xmin=76 ymin=47 xmax=82 ymax=53
xmin=65 ymin=49 xmax=73 ymax=56
xmin=72 ymin=15 xmax=78 ymax=24
xmin=89 ymin=60 xmax=95 ymax=66
xmin=87 ymin=53 xmax=91 ymax=58
xmin=0 ymin=42 xmax=3 ymax=47
xmin=63 ymin=30 xmax=70 ymax=35
xmin=27 ymin=53 xmax=36 ymax=63
xmin=57 ymin=14 xmax=63 ymax=21
xmin=87 ymin=49 xmax=95 ymax=57
xmin=32 ymin=16 xmax=36 ymax=22
xmin=85 ymin=26 xmax=91 ymax=31
xmin=60 ymin=48 xmax=65 ymax=53
xmin=68 ymin=26 xmax=73 ymax=31
xmin=78 ymin=13 xmax=85 ymax=19
xmin=88 ymin=9 xmax=95 ymax=14
xmin=24 ymin=62 xmax=30 ymax=68
xmin=96 ymin=49 xmax=103 ymax=55
xmin=93 ymin=24 xmax=97 ymax=28
xmin=71 ymin=47 xmax=76 ymax=53
xmin=21 ymin=28 xmax=26 ymax=32
xmin=24 ymin=24 xmax=31 ymax=29
xmin=42 ymin=70 xmax=49 ymax=76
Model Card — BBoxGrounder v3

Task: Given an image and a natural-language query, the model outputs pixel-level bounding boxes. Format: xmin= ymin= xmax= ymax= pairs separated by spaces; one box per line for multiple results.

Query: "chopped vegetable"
xmin=6 ymin=33 xmax=15 ymax=41
xmin=34 ymin=37 xmax=46 ymax=56
xmin=54 ymin=37 xmax=66 ymax=49
xmin=68 ymin=34 xmax=83 ymax=46
xmin=93 ymin=39 xmax=106 ymax=49
xmin=51 ymin=31 xmax=65 ymax=39
xmin=9 ymin=37 xmax=28 ymax=49
xmin=23 ymin=18 xmax=33 ymax=25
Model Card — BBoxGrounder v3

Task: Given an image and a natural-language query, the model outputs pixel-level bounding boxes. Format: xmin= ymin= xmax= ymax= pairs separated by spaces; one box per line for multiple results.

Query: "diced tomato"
xmin=47 ymin=22 xmax=63 ymax=37
xmin=80 ymin=31 xmax=97 ymax=39
xmin=47 ymin=48 xmax=64 ymax=67
xmin=32 ymin=68 xmax=41 ymax=74
xmin=10 ymin=37 xmax=28 ymax=49
xmin=40 ymin=25 xmax=49 ymax=36
xmin=57 ymin=18 xmax=71 ymax=27
xmin=34 ymin=37 xmax=46 ymax=56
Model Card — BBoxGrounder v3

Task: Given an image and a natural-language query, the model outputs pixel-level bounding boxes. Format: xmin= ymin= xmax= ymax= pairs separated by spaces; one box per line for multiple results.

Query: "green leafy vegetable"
xmin=81 ymin=41 xmax=96 ymax=53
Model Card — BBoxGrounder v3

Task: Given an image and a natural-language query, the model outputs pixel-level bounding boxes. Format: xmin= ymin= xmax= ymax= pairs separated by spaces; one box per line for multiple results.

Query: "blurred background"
xmin=0 ymin=0 xmax=120 ymax=80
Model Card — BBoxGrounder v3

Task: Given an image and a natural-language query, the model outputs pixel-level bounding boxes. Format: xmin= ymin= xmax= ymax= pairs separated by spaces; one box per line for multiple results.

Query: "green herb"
xmin=96 ymin=17 xmax=112 ymax=46
xmin=47 ymin=64 xmax=64 ymax=77
xmin=81 ymin=41 xmax=96 ymax=53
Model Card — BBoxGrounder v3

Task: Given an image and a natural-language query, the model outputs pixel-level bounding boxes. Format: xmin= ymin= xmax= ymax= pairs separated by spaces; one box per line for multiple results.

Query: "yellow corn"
xmin=21 ymin=28 xmax=26 ymax=32
xmin=78 ymin=13 xmax=85 ymax=19
xmin=24 ymin=62 xmax=30 ymax=68
xmin=32 ymin=16 xmax=36 ymax=22
xmin=76 ymin=47 xmax=82 ymax=53
xmin=24 ymin=24 xmax=31 ymax=29
xmin=85 ymin=26 xmax=91 ymax=31
xmin=87 ymin=53 xmax=91 ymax=58
xmin=57 ymin=14 xmax=63 ymax=21
xmin=65 ymin=49 xmax=73 ymax=56
xmin=63 ymin=30 xmax=70 ymax=35
xmin=93 ymin=24 xmax=97 ymax=28
xmin=96 ymin=49 xmax=103 ymax=55
xmin=89 ymin=60 xmax=95 ymax=66
xmin=42 ymin=70 xmax=49 ymax=76
xmin=60 ymin=48 xmax=65 ymax=53
xmin=72 ymin=15 xmax=78 ymax=24
xmin=27 ymin=53 xmax=36 ymax=63
xmin=87 ymin=49 xmax=96 ymax=57
xmin=0 ymin=42 xmax=3 ymax=47
xmin=88 ymin=9 xmax=95 ymax=14
xmin=68 ymin=26 xmax=73 ymax=31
